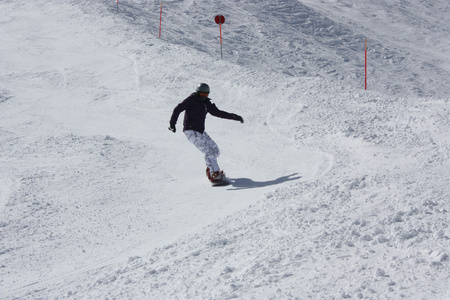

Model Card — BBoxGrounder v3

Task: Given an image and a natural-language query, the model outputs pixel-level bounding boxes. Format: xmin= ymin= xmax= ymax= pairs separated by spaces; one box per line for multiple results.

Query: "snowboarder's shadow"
xmin=227 ymin=173 xmax=301 ymax=190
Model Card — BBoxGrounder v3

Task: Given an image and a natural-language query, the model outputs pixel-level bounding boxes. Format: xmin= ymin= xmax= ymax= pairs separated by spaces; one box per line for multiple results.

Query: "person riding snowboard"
xmin=169 ymin=83 xmax=244 ymax=184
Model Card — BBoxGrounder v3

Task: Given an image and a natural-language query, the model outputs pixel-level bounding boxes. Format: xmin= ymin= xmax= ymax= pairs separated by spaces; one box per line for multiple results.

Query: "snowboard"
xmin=211 ymin=179 xmax=230 ymax=187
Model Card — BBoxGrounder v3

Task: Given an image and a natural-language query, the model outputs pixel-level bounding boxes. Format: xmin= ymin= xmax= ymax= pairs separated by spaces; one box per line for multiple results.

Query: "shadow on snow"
xmin=226 ymin=173 xmax=301 ymax=190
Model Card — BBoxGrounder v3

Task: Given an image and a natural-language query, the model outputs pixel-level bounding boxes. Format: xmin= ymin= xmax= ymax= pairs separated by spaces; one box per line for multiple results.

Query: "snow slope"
xmin=0 ymin=0 xmax=449 ymax=299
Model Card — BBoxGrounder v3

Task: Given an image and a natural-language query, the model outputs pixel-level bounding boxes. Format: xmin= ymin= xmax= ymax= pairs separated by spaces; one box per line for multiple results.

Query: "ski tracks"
xmin=264 ymin=82 xmax=335 ymax=182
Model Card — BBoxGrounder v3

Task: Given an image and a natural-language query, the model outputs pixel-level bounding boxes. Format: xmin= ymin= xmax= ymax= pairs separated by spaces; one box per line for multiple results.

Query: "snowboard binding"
xmin=206 ymin=168 xmax=230 ymax=187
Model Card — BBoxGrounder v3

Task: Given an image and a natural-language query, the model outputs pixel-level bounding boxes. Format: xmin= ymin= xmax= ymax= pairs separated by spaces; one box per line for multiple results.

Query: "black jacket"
xmin=170 ymin=93 xmax=240 ymax=133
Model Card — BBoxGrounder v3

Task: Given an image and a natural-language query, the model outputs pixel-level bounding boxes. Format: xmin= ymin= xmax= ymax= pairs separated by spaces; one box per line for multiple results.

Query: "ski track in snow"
xmin=0 ymin=0 xmax=449 ymax=299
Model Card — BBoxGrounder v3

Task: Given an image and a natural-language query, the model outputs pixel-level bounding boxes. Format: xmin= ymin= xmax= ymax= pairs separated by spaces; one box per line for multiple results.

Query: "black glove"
xmin=168 ymin=124 xmax=176 ymax=133
xmin=233 ymin=114 xmax=244 ymax=123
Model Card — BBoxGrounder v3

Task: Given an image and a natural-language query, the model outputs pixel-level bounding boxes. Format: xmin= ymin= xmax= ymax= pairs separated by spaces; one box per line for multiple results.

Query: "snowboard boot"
xmin=206 ymin=167 xmax=225 ymax=183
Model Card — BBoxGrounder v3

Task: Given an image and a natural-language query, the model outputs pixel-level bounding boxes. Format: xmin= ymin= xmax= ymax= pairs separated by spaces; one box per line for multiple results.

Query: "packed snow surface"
xmin=1 ymin=0 xmax=449 ymax=299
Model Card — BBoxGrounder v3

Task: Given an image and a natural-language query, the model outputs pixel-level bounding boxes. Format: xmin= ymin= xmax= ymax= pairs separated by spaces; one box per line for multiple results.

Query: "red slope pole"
xmin=365 ymin=38 xmax=367 ymax=90
xmin=219 ymin=23 xmax=223 ymax=59
xmin=159 ymin=1 xmax=163 ymax=38
xmin=215 ymin=15 xmax=225 ymax=59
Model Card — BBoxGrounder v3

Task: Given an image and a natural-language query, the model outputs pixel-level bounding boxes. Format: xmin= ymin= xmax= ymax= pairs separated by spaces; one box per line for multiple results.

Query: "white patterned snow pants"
xmin=184 ymin=130 xmax=220 ymax=172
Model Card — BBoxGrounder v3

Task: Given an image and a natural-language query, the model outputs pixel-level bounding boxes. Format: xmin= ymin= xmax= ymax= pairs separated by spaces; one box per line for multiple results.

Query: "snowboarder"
xmin=169 ymin=83 xmax=244 ymax=185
